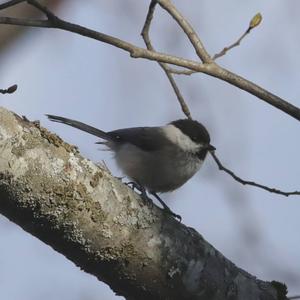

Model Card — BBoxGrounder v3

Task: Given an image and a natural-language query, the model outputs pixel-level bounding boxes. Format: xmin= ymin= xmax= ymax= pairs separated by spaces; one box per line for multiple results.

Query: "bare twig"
xmin=0 ymin=84 xmax=18 ymax=94
xmin=149 ymin=1 xmax=300 ymax=125
xmin=210 ymin=150 xmax=300 ymax=196
xmin=213 ymin=13 xmax=263 ymax=60
xmin=141 ymin=11 xmax=195 ymax=82
xmin=156 ymin=0 xmax=212 ymax=63
xmin=166 ymin=66 xmax=197 ymax=75
xmin=26 ymin=0 xmax=57 ymax=20
xmin=0 ymin=2 xmax=300 ymax=123
xmin=213 ymin=33 xmax=248 ymax=60
xmin=0 ymin=0 xmax=24 ymax=10
xmin=141 ymin=0 xmax=192 ymax=119
xmin=141 ymin=2 xmax=300 ymax=199
xmin=163 ymin=68 xmax=192 ymax=118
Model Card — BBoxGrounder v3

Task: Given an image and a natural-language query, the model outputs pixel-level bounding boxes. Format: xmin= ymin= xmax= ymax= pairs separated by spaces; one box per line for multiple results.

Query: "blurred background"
xmin=0 ymin=0 xmax=300 ymax=299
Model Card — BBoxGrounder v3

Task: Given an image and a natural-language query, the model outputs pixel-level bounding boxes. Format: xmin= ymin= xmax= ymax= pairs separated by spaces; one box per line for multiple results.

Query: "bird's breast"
xmin=114 ymin=144 xmax=203 ymax=193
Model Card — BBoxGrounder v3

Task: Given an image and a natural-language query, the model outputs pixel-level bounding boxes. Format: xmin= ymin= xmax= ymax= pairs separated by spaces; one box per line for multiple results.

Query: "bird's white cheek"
xmin=162 ymin=125 xmax=200 ymax=152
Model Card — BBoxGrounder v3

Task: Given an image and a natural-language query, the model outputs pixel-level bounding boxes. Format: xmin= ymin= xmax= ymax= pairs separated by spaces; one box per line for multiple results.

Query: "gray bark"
xmin=0 ymin=107 xmax=285 ymax=300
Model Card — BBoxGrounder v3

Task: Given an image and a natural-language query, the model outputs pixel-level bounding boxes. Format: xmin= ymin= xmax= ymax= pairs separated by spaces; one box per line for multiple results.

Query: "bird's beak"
xmin=206 ymin=144 xmax=216 ymax=151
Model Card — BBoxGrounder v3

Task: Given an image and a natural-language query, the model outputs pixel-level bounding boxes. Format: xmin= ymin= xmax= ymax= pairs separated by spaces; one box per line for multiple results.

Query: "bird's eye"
xmin=192 ymin=136 xmax=197 ymax=142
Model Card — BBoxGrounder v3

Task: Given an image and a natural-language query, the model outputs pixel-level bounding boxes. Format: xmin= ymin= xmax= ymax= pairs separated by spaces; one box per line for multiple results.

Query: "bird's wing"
xmin=47 ymin=115 xmax=171 ymax=151
xmin=108 ymin=127 xmax=171 ymax=151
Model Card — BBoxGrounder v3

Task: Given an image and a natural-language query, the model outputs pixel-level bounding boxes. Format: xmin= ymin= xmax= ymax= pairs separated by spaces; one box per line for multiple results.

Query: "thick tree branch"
xmin=0 ymin=106 xmax=286 ymax=300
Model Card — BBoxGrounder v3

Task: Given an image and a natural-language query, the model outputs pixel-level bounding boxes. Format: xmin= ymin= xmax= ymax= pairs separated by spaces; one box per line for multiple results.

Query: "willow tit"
xmin=46 ymin=115 xmax=215 ymax=220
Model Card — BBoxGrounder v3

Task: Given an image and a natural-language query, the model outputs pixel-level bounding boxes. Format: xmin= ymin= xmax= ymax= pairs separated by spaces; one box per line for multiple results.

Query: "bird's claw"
xmin=163 ymin=208 xmax=182 ymax=222
xmin=125 ymin=182 xmax=181 ymax=221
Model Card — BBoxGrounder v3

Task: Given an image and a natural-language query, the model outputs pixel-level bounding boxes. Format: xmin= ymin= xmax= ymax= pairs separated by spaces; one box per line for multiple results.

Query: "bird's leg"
xmin=125 ymin=181 xmax=139 ymax=191
xmin=138 ymin=184 xmax=155 ymax=208
xmin=125 ymin=182 xmax=181 ymax=220
xmin=125 ymin=181 xmax=153 ymax=206
xmin=151 ymin=192 xmax=182 ymax=222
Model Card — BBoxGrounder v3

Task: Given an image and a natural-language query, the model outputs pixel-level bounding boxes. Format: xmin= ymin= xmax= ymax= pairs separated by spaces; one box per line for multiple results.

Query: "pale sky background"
xmin=0 ymin=0 xmax=300 ymax=299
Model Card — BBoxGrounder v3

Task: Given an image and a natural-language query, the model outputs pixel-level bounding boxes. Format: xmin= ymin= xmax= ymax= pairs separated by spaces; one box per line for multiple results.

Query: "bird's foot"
xmin=124 ymin=182 xmax=181 ymax=221
xmin=151 ymin=192 xmax=182 ymax=222
xmin=125 ymin=181 xmax=140 ymax=191
xmin=125 ymin=181 xmax=154 ymax=207
xmin=162 ymin=207 xmax=182 ymax=222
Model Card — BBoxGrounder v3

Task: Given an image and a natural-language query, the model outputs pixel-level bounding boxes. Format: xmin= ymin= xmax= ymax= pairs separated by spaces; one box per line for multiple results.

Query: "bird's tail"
xmin=46 ymin=114 xmax=114 ymax=141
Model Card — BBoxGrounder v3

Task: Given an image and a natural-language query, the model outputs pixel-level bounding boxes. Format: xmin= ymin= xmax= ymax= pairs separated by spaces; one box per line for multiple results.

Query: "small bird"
xmin=46 ymin=115 xmax=215 ymax=220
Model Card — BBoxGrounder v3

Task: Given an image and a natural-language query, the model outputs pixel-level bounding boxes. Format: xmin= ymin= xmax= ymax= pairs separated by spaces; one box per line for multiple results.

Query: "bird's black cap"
xmin=171 ymin=119 xmax=211 ymax=145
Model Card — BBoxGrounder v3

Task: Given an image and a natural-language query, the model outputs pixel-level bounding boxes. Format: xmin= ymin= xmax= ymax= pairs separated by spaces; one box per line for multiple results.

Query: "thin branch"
xmin=288 ymin=296 xmax=300 ymax=300
xmin=141 ymin=0 xmax=192 ymax=119
xmin=0 ymin=16 xmax=51 ymax=27
xmin=157 ymin=0 xmax=212 ymax=63
xmin=213 ymin=13 xmax=263 ymax=60
xmin=163 ymin=68 xmax=192 ymax=118
xmin=213 ymin=30 xmax=249 ymax=60
xmin=210 ymin=150 xmax=300 ymax=196
xmin=0 ymin=84 xmax=18 ymax=94
xmin=0 ymin=16 xmax=208 ymax=70
xmin=150 ymin=1 xmax=300 ymax=124
xmin=0 ymin=0 xmax=25 ymax=10
xmin=0 ymin=3 xmax=300 ymax=123
xmin=26 ymin=0 xmax=57 ymax=20
xmin=210 ymin=65 xmax=300 ymax=123
xmin=166 ymin=66 xmax=197 ymax=75
xmin=142 ymin=2 xmax=300 ymax=199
